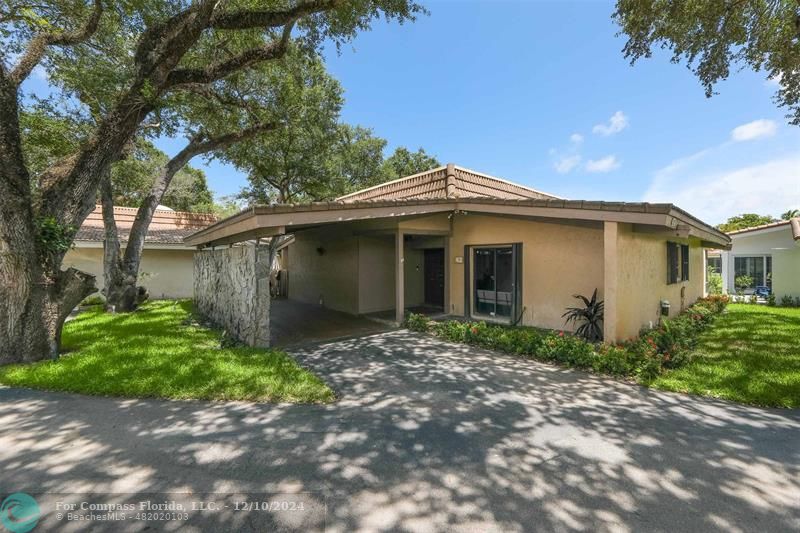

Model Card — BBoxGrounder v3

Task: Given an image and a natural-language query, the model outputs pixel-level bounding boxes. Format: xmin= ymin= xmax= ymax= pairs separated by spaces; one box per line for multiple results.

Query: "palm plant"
xmin=562 ymin=289 xmax=604 ymax=342
xmin=781 ymin=209 xmax=800 ymax=220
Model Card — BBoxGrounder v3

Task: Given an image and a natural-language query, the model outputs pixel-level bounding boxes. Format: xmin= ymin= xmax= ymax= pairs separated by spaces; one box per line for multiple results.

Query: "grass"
xmin=650 ymin=304 xmax=800 ymax=408
xmin=0 ymin=300 xmax=334 ymax=403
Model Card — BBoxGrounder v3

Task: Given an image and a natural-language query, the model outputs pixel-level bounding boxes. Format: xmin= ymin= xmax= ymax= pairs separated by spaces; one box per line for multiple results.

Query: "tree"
xmin=382 ymin=146 xmax=440 ymax=179
xmin=161 ymin=166 xmax=214 ymax=212
xmin=614 ymin=1 xmax=800 ymax=124
xmin=781 ymin=209 xmax=800 ymax=220
xmin=325 ymin=124 xmax=389 ymax=196
xmin=0 ymin=0 xmax=423 ymax=364
xmin=227 ymin=55 xmax=345 ymax=204
xmin=717 ymin=213 xmax=777 ymax=233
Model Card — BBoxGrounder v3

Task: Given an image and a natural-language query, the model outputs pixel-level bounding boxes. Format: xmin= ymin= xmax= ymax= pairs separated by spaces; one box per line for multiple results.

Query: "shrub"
xmin=561 ymin=289 xmax=604 ymax=342
xmin=404 ymin=295 xmax=727 ymax=383
xmin=706 ymin=267 xmax=723 ymax=295
xmin=81 ymin=294 xmax=106 ymax=307
xmin=404 ymin=313 xmax=432 ymax=333
xmin=734 ymin=275 xmax=753 ymax=295
xmin=767 ymin=293 xmax=776 ymax=306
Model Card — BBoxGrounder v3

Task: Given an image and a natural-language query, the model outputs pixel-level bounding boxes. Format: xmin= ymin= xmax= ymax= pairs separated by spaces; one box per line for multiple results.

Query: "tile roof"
xmin=187 ymin=196 xmax=730 ymax=248
xmin=335 ymin=164 xmax=559 ymax=202
xmin=726 ymin=218 xmax=800 ymax=241
xmin=76 ymin=205 xmax=216 ymax=245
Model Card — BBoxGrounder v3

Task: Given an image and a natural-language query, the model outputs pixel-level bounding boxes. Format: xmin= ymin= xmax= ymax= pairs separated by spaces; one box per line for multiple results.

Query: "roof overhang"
xmin=185 ymin=198 xmax=731 ymax=249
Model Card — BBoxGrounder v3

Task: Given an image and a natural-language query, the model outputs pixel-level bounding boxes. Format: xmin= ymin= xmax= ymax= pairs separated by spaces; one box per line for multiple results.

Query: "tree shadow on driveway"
xmin=1 ymin=330 xmax=798 ymax=532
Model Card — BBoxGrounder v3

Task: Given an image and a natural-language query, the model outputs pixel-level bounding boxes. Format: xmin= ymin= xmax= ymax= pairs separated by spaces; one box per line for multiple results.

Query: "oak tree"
xmin=0 ymin=0 xmax=422 ymax=363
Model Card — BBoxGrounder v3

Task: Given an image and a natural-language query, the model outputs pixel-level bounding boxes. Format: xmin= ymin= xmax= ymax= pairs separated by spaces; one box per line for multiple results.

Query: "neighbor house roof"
xmin=725 ymin=218 xmax=800 ymax=241
xmin=76 ymin=205 xmax=216 ymax=247
xmin=336 ymin=164 xmax=559 ymax=202
xmin=185 ymin=195 xmax=731 ymax=249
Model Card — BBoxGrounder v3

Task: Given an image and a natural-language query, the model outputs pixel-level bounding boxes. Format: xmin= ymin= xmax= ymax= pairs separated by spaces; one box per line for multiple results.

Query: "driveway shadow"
xmin=1 ymin=330 xmax=798 ymax=532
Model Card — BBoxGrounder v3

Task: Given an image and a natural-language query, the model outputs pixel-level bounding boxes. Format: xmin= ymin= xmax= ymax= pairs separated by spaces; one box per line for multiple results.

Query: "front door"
xmin=424 ymin=248 xmax=445 ymax=308
xmin=473 ymin=247 xmax=513 ymax=319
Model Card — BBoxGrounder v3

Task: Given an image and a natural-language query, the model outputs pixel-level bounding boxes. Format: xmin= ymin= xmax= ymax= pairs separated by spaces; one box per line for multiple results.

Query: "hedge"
xmin=404 ymin=295 xmax=730 ymax=382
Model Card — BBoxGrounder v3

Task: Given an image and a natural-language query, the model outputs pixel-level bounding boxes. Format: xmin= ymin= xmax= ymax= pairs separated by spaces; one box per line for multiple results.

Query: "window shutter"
xmin=512 ymin=243 xmax=523 ymax=323
xmin=666 ymin=242 xmax=678 ymax=284
xmin=681 ymin=244 xmax=690 ymax=281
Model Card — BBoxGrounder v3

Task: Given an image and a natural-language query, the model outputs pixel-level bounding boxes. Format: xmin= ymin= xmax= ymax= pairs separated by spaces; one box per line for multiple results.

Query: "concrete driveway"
xmin=1 ymin=330 xmax=798 ymax=532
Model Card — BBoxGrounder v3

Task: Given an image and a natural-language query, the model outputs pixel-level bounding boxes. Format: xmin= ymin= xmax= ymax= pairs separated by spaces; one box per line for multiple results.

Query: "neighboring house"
xmin=707 ymin=218 xmax=800 ymax=298
xmin=186 ymin=164 xmax=730 ymax=342
xmin=65 ymin=205 xmax=216 ymax=299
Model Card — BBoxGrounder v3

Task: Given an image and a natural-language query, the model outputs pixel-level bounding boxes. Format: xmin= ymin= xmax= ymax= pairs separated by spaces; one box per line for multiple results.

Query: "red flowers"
xmin=558 ymin=331 xmax=565 ymax=337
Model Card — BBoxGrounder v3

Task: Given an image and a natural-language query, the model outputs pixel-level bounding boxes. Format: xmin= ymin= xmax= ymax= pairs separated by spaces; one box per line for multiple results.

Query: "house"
xmin=186 ymin=164 xmax=730 ymax=344
xmin=707 ymin=218 xmax=800 ymax=298
xmin=65 ymin=205 xmax=217 ymax=299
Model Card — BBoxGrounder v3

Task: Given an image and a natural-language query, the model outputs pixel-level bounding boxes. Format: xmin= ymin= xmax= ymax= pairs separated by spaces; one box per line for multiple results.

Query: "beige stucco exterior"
xmin=609 ymin=224 xmax=705 ymax=341
xmin=446 ymin=213 xmax=605 ymax=330
xmin=64 ymin=245 xmax=197 ymax=299
xmin=283 ymin=213 xmax=710 ymax=341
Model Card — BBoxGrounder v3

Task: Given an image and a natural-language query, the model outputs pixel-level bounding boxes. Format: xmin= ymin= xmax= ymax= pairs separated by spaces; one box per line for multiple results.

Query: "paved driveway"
xmin=1 ymin=330 xmax=798 ymax=532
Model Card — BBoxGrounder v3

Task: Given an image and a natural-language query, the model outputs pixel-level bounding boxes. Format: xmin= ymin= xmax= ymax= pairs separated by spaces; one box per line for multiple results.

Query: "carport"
xmin=185 ymin=199 xmax=457 ymax=347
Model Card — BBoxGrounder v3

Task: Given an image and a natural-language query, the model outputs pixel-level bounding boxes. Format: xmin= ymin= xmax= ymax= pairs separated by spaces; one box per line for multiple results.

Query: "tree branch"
xmin=121 ymin=121 xmax=280 ymax=271
xmin=209 ymin=0 xmax=340 ymax=30
xmin=9 ymin=0 xmax=103 ymax=86
xmin=164 ymin=23 xmax=294 ymax=89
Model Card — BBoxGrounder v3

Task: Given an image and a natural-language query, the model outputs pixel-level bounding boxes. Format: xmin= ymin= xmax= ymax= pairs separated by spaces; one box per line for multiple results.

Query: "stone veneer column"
xmin=193 ymin=245 xmax=270 ymax=347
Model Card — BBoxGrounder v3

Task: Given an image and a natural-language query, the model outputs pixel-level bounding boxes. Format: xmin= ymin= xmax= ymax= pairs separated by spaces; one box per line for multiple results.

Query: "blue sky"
xmin=24 ymin=0 xmax=800 ymax=225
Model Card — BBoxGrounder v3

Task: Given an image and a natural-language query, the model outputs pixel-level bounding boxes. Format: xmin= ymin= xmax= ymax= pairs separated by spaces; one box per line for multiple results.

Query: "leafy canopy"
xmin=614 ymin=0 xmax=800 ymax=124
xmin=717 ymin=213 xmax=777 ymax=232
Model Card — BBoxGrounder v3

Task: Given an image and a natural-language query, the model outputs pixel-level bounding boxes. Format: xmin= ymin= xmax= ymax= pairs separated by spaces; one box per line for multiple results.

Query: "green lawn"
xmin=0 ymin=301 xmax=334 ymax=403
xmin=650 ymin=304 xmax=800 ymax=408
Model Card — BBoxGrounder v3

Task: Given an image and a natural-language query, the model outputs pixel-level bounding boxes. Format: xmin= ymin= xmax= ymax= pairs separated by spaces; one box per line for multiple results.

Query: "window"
xmin=707 ymin=256 xmax=722 ymax=274
xmin=467 ymin=244 xmax=522 ymax=323
xmin=734 ymin=256 xmax=772 ymax=290
xmin=667 ymin=242 xmax=690 ymax=284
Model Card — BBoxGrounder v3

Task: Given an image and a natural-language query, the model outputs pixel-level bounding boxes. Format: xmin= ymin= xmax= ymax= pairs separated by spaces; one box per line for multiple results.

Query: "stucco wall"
xmin=448 ymin=214 xmax=605 ymax=331
xmin=193 ymin=246 xmax=270 ymax=347
xmin=720 ymin=227 xmax=800 ymax=299
xmin=612 ymin=225 xmax=705 ymax=340
xmin=287 ymin=227 xmax=359 ymax=313
xmin=358 ymin=235 xmax=396 ymax=313
xmin=64 ymin=246 xmax=196 ymax=299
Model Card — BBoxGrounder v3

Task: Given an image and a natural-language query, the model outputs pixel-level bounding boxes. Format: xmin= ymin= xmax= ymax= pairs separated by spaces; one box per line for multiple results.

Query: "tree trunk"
xmin=0 ymin=245 xmax=95 ymax=364
xmin=100 ymin=174 xmax=145 ymax=312
xmin=104 ymin=124 xmax=278 ymax=313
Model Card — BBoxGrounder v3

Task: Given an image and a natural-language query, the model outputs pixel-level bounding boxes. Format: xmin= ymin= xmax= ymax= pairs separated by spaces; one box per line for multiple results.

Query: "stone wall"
xmin=193 ymin=245 xmax=271 ymax=347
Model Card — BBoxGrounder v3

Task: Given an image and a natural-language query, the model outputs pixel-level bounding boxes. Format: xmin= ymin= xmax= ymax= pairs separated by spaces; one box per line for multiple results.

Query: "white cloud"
xmin=766 ymin=73 xmax=783 ymax=87
xmin=570 ymin=133 xmax=584 ymax=144
xmin=592 ymin=111 xmax=628 ymax=136
xmin=554 ymin=154 xmax=581 ymax=174
xmin=644 ymin=155 xmax=800 ymax=224
xmin=731 ymin=119 xmax=777 ymax=142
xmin=585 ymin=155 xmax=620 ymax=173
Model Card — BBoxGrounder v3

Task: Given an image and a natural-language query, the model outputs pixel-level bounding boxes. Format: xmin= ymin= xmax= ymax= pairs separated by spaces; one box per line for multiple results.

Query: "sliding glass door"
xmin=473 ymin=247 xmax=514 ymax=320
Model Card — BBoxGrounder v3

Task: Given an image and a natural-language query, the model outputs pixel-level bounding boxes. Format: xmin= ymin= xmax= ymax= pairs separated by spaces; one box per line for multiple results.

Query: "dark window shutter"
xmin=681 ymin=244 xmax=690 ymax=281
xmin=512 ymin=243 xmax=523 ymax=323
xmin=666 ymin=242 xmax=678 ymax=284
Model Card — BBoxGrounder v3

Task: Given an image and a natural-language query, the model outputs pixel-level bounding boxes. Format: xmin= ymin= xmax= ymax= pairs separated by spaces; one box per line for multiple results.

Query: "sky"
xmin=23 ymin=0 xmax=800 ymax=225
